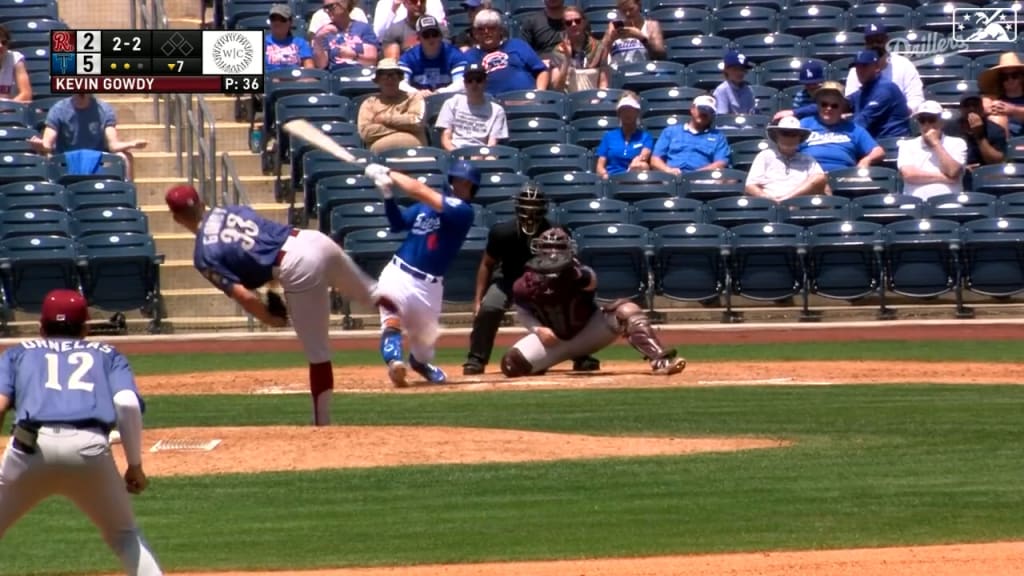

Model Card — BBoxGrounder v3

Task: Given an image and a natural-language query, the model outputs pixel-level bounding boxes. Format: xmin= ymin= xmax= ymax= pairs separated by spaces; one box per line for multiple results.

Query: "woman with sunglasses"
xmin=0 ymin=25 xmax=31 ymax=103
xmin=897 ymin=100 xmax=967 ymax=201
xmin=550 ymin=6 xmax=605 ymax=91
xmin=799 ymin=81 xmax=885 ymax=173
xmin=746 ymin=116 xmax=827 ymax=202
xmin=979 ymin=52 xmax=1024 ymax=138
xmin=313 ymin=0 xmax=380 ymax=70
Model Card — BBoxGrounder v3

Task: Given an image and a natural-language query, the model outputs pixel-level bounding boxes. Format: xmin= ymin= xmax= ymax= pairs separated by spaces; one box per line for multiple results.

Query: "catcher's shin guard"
xmin=623 ymin=312 xmax=673 ymax=361
xmin=309 ymin=361 xmax=334 ymax=426
xmin=500 ymin=348 xmax=534 ymax=378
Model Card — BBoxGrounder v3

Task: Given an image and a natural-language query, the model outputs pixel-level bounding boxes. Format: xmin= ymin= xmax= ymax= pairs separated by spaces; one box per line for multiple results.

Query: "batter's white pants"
xmin=376 ymin=258 xmax=445 ymax=363
xmin=0 ymin=425 xmax=163 ymax=576
xmin=276 ymin=229 xmax=377 ymax=364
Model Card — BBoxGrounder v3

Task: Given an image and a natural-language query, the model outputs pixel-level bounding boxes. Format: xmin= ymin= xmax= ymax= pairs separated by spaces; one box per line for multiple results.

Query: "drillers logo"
xmin=952 ymin=8 xmax=1018 ymax=42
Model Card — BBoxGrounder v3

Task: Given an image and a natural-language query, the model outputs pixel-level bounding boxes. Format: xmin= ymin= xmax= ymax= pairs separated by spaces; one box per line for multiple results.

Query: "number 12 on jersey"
xmin=44 ymin=352 xmax=96 ymax=392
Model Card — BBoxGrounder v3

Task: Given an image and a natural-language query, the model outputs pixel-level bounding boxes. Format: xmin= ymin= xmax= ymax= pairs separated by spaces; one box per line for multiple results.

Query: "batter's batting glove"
xmin=364 ymin=163 xmax=393 ymax=198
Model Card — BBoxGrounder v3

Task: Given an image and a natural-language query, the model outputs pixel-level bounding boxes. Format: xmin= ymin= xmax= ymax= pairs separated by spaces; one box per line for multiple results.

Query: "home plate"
xmin=150 ymin=439 xmax=222 ymax=453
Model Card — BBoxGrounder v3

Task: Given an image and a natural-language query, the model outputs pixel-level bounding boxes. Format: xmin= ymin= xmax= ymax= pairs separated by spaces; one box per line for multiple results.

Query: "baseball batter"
xmin=363 ymin=159 xmax=479 ymax=386
xmin=0 ymin=289 xmax=162 ymax=576
xmin=165 ymin=185 xmax=393 ymax=425
xmin=500 ymin=228 xmax=687 ymax=377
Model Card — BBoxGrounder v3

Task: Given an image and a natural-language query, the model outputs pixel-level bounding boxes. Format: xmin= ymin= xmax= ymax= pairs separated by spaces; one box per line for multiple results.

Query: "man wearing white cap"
xmin=897 ymin=100 xmax=967 ymax=201
xmin=745 ymin=116 xmax=827 ymax=202
xmin=650 ymin=94 xmax=731 ymax=176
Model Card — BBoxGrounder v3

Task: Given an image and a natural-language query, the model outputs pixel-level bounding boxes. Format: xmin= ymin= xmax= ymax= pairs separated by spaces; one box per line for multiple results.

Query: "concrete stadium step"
xmin=135 ymin=177 xmax=284 ymax=206
xmin=143 ymin=202 xmax=294 ymax=234
xmin=106 ymin=96 xmax=243 ymax=126
xmin=134 ymin=151 xmax=265 ymax=179
xmin=162 ymin=288 xmax=245 ymax=317
xmin=117 ymin=122 xmax=255 ymax=153
xmin=61 ymin=1 xmax=130 ymax=29
xmin=153 ymin=233 xmax=195 ymax=261
xmin=165 ymin=0 xmax=202 ymax=20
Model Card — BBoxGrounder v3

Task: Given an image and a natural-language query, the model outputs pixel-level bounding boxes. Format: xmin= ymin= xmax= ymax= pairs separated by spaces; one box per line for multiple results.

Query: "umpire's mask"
xmin=516 ymin=182 xmax=548 ymax=236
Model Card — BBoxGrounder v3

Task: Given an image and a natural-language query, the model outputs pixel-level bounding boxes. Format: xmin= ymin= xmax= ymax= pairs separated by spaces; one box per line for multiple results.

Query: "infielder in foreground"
xmin=0 ymin=289 xmax=163 ymax=576
xmin=166 ymin=185 xmax=392 ymax=425
xmin=501 ymin=228 xmax=687 ymax=377
xmin=363 ymin=159 xmax=479 ymax=386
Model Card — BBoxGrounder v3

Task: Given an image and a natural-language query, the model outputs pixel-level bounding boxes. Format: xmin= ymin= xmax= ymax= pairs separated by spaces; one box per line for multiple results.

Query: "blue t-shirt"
xmin=385 ymin=193 xmax=475 ymax=277
xmin=596 ymin=127 xmax=654 ymax=176
xmin=44 ymin=96 xmax=116 ymax=154
xmin=652 ymin=124 xmax=732 ymax=171
xmin=0 ymin=338 xmax=142 ymax=428
xmin=465 ymin=39 xmax=546 ymax=96
xmin=799 ymin=115 xmax=879 ymax=173
xmin=712 ymin=80 xmax=756 ymax=115
xmin=399 ymin=41 xmax=467 ymax=91
xmin=193 ymin=205 xmax=294 ymax=292
xmin=320 ymin=23 xmax=380 ymax=71
xmin=265 ymin=34 xmax=313 ymax=72
xmin=850 ymin=78 xmax=911 ymax=139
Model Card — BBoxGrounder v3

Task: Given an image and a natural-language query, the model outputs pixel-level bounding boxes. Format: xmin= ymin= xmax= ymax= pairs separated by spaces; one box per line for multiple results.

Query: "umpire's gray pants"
xmin=512 ymin=310 xmax=619 ymax=373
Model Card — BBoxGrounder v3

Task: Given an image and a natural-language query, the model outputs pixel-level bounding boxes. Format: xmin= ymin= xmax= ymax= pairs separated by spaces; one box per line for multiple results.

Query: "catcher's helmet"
xmin=516 ymin=182 xmax=548 ymax=235
xmin=530 ymin=227 xmax=575 ymax=257
xmin=448 ymin=159 xmax=481 ymax=197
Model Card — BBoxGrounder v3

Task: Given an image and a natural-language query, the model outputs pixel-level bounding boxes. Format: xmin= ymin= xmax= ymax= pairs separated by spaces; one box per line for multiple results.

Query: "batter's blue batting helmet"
xmin=448 ymin=160 xmax=481 ymax=196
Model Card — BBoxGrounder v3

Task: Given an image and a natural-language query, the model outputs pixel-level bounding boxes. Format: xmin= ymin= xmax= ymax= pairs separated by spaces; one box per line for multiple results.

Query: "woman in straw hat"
xmin=979 ymin=51 xmax=1024 ymax=137
xmin=745 ymin=116 xmax=828 ymax=202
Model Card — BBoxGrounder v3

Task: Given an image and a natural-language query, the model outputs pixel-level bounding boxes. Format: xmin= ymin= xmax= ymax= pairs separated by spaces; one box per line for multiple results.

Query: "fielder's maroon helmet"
xmin=40 ymin=289 xmax=89 ymax=326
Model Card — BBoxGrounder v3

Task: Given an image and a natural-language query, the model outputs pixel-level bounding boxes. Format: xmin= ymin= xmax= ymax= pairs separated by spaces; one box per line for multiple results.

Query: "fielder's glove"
xmin=364 ymin=163 xmax=393 ymax=198
xmin=265 ymin=291 xmax=289 ymax=323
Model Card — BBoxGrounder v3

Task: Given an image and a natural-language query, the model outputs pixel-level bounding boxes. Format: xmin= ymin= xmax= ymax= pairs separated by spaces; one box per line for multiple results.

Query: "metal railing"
xmin=220 ymin=152 xmax=250 ymax=207
xmin=172 ymin=93 xmax=219 ymax=205
xmin=129 ymin=0 xmax=170 ymax=128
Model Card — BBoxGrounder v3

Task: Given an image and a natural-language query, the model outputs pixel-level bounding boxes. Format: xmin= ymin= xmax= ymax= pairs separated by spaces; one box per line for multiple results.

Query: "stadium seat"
xmin=261 ymin=69 xmax=331 ymax=144
xmin=75 ymin=232 xmax=163 ymax=318
xmin=330 ymin=66 xmax=379 ymax=99
xmin=316 ymin=175 xmax=406 ymax=232
xmin=519 ymin=143 xmax=592 ymax=178
xmin=679 ymin=168 xmax=748 ymax=202
xmin=648 ymin=0 xmax=717 ymax=9
xmin=0 ymin=0 xmax=58 ymax=23
xmin=224 ymin=0 xmax=280 ymax=28
xmin=805 ymin=31 xmax=865 ymax=63
xmin=651 ymin=222 xmax=729 ymax=302
xmin=727 ymin=221 xmax=806 ymax=304
xmin=285 ymin=120 xmax=361 ymax=201
xmin=0 ymin=101 xmax=33 ymax=128
xmin=747 ymin=85 xmax=782 ymax=116
xmin=631 ymin=197 xmax=706 ymax=229
xmin=716 ymin=114 xmax=772 ymax=142
xmin=913 ymin=54 xmax=974 ymax=88
xmin=473 ymin=171 xmax=530 ymax=206
xmin=569 ymin=116 xmax=619 ymax=149
xmin=0 ymin=153 xmax=49 ymax=185
xmin=778 ymin=194 xmax=851 ymax=226
xmin=733 ymin=34 xmax=806 ymax=63
xmin=729 ymin=138 xmax=771 ymax=172
xmin=423 ymin=92 xmax=449 ymax=126
xmin=508 ymin=0 xmax=545 ymax=16
xmin=0 ymin=181 xmax=67 ymax=211
xmin=913 ymin=2 xmax=977 ymax=33
xmin=534 ymin=171 xmax=606 ymax=203
xmin=848 ymin=3 xmax=914 ymax=34
xmin=711 ymin=6 xmax=777 ymax=38
xmin=486 ymin=199 xmax=517 ymax=224
xmin=827 ymin=166 xmax=900 ymax=199
xmin=606 ymin=171 xmax=680 ymax=202
xmin=235 ymin=13 xmax=308 ymax=33
xmin=639 ymin=86 xmax=706 ymax=117
xmin=49 ymin=152 xmax=126 ymax=185
xmin=3 ymin=18 xmax=67 ymax=48
xmin=719 ymin=0 xmax=785 ymax=9
xmin=72 ymin=207 xmax=149 ymax=238
xmin=705 ymin=195 xmax=778 ymax=228
xmin=27 ymin=70 xmax=51 ymax=100
xmin=275 ymin=93 xmax=353 ymax=153
xmin=997 ymin=191 xmax=1024 ymax=218
xmin=555 ymin=198 xmax=633 ymax=231
xmin=0 ymin=235 xmax=80 ymax=312
xmin=441 ymin=226 xmax=488 ymax=304
xmin=875 ymin=136 xmax=911 ymax=170
xmin=567 ymin=88 xmax=630 ymax=120
xmin=376 ymin=146 xmax=449 ymax=177
xmin=499 ymin=90 xmax=569 ymax=121
xmin=638 ymin=113 xmax=685 ymax=141
xmin=883 ymin=218 xmax=964 ymax=306
xmin=648 ymin=7 xmax=711 ymax=39
xmin=778 ymin=4 xmax=848 ymax=37
xmin=960 ymin=217 xmax=1024 ymax=298
xmin=850 ymin=192 xmax=925 ymax=225
xmin=924 ymin=192 xmax=1000 ymax=223
xmin=664 ymin=35 xmax=732 ymax=66
xmin=506 ymin=117 xmax=571 ymax=149
xmin=683 ymin=59 xmax=728 ymax=91
xmin=0 ymin=208 xmax=72 ymax=239
xmin=65 ymin=180 xmax=137 ymax=210
xmin=0 ymin=126 xmax=39 ymax=145
xmin=449 ymin=145 xmax=521 ymax=175
xmin=572 ymin=223 xmax=652 ymax=302
xmin=343 ymin=227 xmax=409 ymax=281
xmin=611 ymin=61 xmax=688 ymax=92
xmin=804 ymin=219 xmax=885 ymax=314
xmin=0 ymin=139 xmax=35 ymax=154
xmin=755 ymin=57 xmax=830 ymax=90
xmin=328 ymin=202 xmax=391 ymax=246
xmin=924 ymin=80 xmax=979 ymax=107
xmin=969 ymin=163 xmax=1024 ymax=197
xmin=21 ymin=46 xmax=51 ymax=75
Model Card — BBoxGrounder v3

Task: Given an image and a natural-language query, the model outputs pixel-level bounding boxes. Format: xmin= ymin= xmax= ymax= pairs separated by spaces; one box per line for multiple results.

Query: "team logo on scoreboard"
xmin=202 ymin=31 xmax=263 ymax=76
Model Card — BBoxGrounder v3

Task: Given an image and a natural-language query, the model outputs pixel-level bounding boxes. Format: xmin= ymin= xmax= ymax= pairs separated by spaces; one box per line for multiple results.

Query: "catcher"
xmin=500 ymin=227 xmax=687 ymax=378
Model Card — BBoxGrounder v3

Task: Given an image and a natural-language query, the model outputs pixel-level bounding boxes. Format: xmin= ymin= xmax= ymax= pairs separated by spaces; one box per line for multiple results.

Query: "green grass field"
xmin=0 ymin=340 xmax=1021 ymax=575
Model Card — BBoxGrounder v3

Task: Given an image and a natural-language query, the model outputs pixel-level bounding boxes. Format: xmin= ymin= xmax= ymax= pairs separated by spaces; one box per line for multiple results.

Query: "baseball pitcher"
xmin=363 ymin=159 xmax=479 ymax=387
xmin=0 ymin=289 xmax=162 ymax=576
xmin=500 ymin=228 xmax=687 ymax=377
xmin=165 ymin=185 xmax=394 ymax=426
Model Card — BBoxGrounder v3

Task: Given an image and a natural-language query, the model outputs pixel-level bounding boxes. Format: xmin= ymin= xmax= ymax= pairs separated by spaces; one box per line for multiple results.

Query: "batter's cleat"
xmin=388 ymin=360 xmax=409 ymax=388
xmin=651 ymin=356 xmax=687 ymax=375
xmin=410 ymin=356 xmax=447 ymax=383
xmin=462 ymin=361 xmax=485 ymax=376
xmin=572 ymin=356 xmax=601 ymax=372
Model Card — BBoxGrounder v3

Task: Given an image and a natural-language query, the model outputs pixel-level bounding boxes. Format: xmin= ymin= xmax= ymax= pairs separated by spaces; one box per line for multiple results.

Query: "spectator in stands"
xmin=650 ymin=95 xmax=731 ymax=175
xmin=948 ymin=94 xmax=1007 ymax=170
xmin=519 ymin=0 xmax=567 ymax=68
xmin=436 ymin=63 xmax=508 ymax=151
xmin=713 ymin=51 xmax=756 ymax=115
xmin=0 ymin=25 xmax=30 ymax=102
xmin=465 ymin=9 xmax=550 ymax=94
xmin=848 ymin=49 xmax=910 ymax=139
xmin=550 ymin=6 xmax=605 ymax=92
xmin=28 ymin=94 xmax=147 ymax=181
xmin=308 ymin=0 xmax=370 ymax=34
xmin=399 ymin=16 xmax=466 ymax=96
xmin=745 ymin=116 xmax=827 ymax=201
xmin=453 ymin=0 xmax=488 ymax=51
xmin=595 ymin=91 xmax=652 ymax=179
xmin=979 ymin=52 xmax=1024 ymax=138
xmin=598 ymin=0 xmax=665 ymax=86
xmin=773 ymin=60 xmax=824 ymax=122
xmin=381 ymin=0 xmax=446 ymax=60
xmin=313 ymin=0 xmax=380 ymax=70
xmin=844 ymin=22 xmax=924 ymax=114
xmin=800 ymin=81 xmax=884 ymax=173
xmin=265 ymin=4 xmax=314 ymax=72
xmin=372 ymin=0 xmax=447 ymax=41
xmin=357 ymin=59 xmax=428 ymax=153
xmin=897 ymin=100 xmax=967 ymax=201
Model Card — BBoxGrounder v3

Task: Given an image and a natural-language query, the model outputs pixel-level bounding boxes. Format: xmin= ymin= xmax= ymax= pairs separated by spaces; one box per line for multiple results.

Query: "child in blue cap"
xmin=713 ymin=50 xmax=757 ymax=115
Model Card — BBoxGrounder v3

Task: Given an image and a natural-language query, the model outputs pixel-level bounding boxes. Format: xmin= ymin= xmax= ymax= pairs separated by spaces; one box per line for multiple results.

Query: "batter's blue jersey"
xmin=0 ymin=339 xmax=142 ymax=428
xmin=194 ymin=205 xmax=293 ymax=292
xmin=386 ymin=193 xmax=474 ymax=277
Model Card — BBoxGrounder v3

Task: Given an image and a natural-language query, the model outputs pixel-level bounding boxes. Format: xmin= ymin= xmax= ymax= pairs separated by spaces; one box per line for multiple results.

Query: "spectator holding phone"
xmin=550 ymin=6 xmax=605 ymax=91
xmin=599 ymin=0 xmax=664 ymax=86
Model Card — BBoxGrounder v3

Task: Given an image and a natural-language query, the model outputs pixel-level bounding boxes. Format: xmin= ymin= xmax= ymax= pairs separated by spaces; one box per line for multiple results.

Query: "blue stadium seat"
xmin=997 ymin=191 xmax=1024 ymax=218
xmin=72 ymin=207 xmax=148 ymax=238
xmin=683 ymin=59 xmax=727 ymax=91
xmin=486 ymin=199 xmax=517 ymax=224
xmin=0 ymin=208 xmax=72 ymax=239
xmin=224 ymin=0 xmax=280 ymax=28
xmin=567 ymin=89 xmax=630 ymax=120
xmin=639 ymin=86 xmax=706 ymax=117
xmin=534 ymin=171 xmax=606 ymax=203
xmin=790 ymin=0 xmax=854 ymax=8
xmin=499 ymin=90 xmax=569 ymax=121
xmin=0 ymin=0 xmax=58 ymax=23
xmin=719 ymin=0 xmax=785 ymax=9
xmin=924 ymin=80 xmax=979 ymax=107
xmin=778 ymin=4 xmax=848 ymax=37
xmin=648 ymin=0 xmax=718 ymax=9
xmin=423 ymin=92 xmax=449 ymax=125
xmin=1006 ymin=136 xmax=1024 ymax=163
xmin=286 ymin=120 xmax=361 ymax=201
xmin=449 ymin=145 xmax=521 ymax=174
xmin=747 ymin=85 xmax=782 ymax=116
xmin=664 ymin=35 xmax=732 ymax=66
xmin=555 ymin=198 xmax=632 ymax=231
xmin=850 ymin=193 xmax=926 ymax=225
xmin=330 ymin=66 xmax=379 ymax=99
xmin=49 ymin=152 xmax=126 ymax=185
xmin=632 ymin=197 xmax=706 ymax=229
xmin=729 ymin=138 xmax=771 ymax=172
xmin=715 ymin=114 xmax=772 ymax=143
xmin=235 ymin=13 xmax=308 ymax=33
xmin=755 ymin=57 xmax=830 ymax=90
xmin=827 ymin=166 xmax=901 ymax=199
xmin=705 ymin=195 xmax=778 ymax=228
xmin=0 ymin=181 xmax=66 ymax=211
xmin=711 ymin=6 xmax=777 ymax=38
xmin=0 ymin=152 xmax=49 ymax=185
xmin=649 ymin=7 xmax=711 ymax=39
xmin=328 ymin=202 xmax=391 ymax=246
xmin=728 ymin=221 xmax=806 ymax=301
xmin=75 ymin=232 xmax=163 ymax=316
xmin=914 ymin=54 xmax=974 ymax=88
xmin=848 ymin=3 xmax=914 ymax=34
xmin=343 ymin=228 xmax=409 ymax=281
xmin=883 ymin=218 xmax=964 ymax=301
xmin=66 ymin=180 xmax=137 ymax=210
xmin=960 ymin=217 xmax=1024 ymax=298
xmin=651 ymin=222 xmax=729 ymax=302
xmin=572 ymin=223 xmax=652 ymax=302
xmin=569 ymin=116 xmax=619 ymax=149
xmin=0 ymin=101 xmax=33 ymax=128
xmin=441 ymin=226 xmax=488 ymax=304
xmin=28 ymin=70 xmax=51 ymax=100
xmin=275 ymin=93 xmax=353 ymax=153
xmin=925 ymin=192 xmax=1000 ymax=223
xmin=506 ymin=117 xmax=571 ymax=149
xmin=316 ymin=175 xmax=407 ymax=231
xmin=0 ymin=235 xmax=80 ymax=312
xmin=804 ymin=219 xmax=885 ymax=302
xmin=376 ymin=146 xmax=449 ymax=177
xmin=0 ymin=139 xmax=35 ymax=154
xmin=0 ymin=126 xmax=39 ymax=145
xmin=913 ymin=2 xmax=978 ymax=34
xmin=472 ymin=203 xmax=493 ymax=228
xmin=639 ymin=113 xmax=685 ymax=141
xmin=3 ymin=18 xmax=67 ymax=48
xmin=520 ymin=143 xmax=592 ymax=178
xmin=875 ymin=136 xmax=911 ymax=170
xmin=508 ymin=0 xmax=546 ymax=16
xmin=261 ymin=69 xmax=331 ymax=141
xmin=778 ymin=194 xmax=851 ymax=226
xmin=606 ymin=171 xmax=680 ymax=202
xmin=473 ymin=171 xmax=530 ymax=206
xmin=611 ymin=61 xmax=688 ymax=92
xmin=970 ymin=163 xmax=1024 ymax=196
xmin=733 ymin=34 xmax=806 ymax=62
xmin=805 ymin=31 xmax=865 ymax=63
xmin=679 ymin=168 xmax=748 ymax=202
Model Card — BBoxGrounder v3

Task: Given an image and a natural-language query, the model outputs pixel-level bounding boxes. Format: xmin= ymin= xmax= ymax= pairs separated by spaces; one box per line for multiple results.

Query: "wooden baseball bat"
xmin=282 ymin=119 xmax=358 ymax=163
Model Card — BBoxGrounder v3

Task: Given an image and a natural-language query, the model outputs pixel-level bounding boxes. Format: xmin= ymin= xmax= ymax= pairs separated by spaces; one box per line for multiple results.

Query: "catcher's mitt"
xmin=265 ymin=291 xmax=289 ymax=322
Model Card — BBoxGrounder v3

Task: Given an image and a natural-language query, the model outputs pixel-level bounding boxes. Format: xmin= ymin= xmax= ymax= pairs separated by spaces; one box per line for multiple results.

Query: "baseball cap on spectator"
xmin=617 ymin=94 xmax=641 ymax=110
xmin=462 ymin=0 xmax=483 ymax=7
xmin=464 ymin=63 xmax=487 ymax=79
xmin=800 ymin=61 xmax=825 ymax=85
xmin=693 ymin=94 xmax=717 ymax=116
xmin=723 ymin=50 xmax=752 ymax=69
xmin=913 ymin=100 xmax=944 ymax=117
xmin=416 ymin=15 xmax=442 ymax=34
xmin=854 ymin=49 xmax=880 ymax=66
xmin=864 ymin=21 xmax=887 ymax=38
xmin=165 ymin=184 xmax=200 ymax=213
xmin=41 ymin=289 xmax=89 ymax=326
xmin=269 ymin=3 xmax=292 ymax=19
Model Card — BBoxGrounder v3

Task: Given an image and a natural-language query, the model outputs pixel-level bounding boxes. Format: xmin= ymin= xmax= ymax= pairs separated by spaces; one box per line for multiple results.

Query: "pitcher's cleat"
xmin=388 ymin=360 xmax=409 ymax=388
xmin=652 ymin=356 xmax=687 ymax=375
xmin=410 ymin=356 xmax=447 ymax=383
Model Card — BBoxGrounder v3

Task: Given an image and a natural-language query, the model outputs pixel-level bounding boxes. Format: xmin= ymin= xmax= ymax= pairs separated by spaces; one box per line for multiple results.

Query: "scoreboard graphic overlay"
xmin=50 ymin=30 xmax=264 ymax=94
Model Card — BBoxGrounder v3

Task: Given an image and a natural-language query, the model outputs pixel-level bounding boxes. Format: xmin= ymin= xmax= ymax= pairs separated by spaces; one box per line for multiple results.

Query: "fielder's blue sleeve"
xmin=384 ymin=198 xmax=415 ymax=232
xmin=0 ymin=349 xmax=14 ymax=401
xmin=109 ymin=350 xmax=145 ymax=413
xmin=440 ymin=196 xmax=475 ymax=226
xmin=794 ymin=103 xmax=818 ymax=119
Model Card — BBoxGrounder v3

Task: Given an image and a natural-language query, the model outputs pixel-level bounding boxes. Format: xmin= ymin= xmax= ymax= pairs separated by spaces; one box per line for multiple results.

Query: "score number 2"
xmin=44 ymin=352 xmax=96 ymax=393
xmin=112 ymin=35 xmax=143 ymax=52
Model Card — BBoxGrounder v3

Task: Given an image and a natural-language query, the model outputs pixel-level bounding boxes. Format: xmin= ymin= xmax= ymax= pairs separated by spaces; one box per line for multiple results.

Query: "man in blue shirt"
xmin=800 ymin=81 xmax=886 ymax=172
xmin=363 ymin=159 xmax=479 ymax=386
xmin=650 ymin=94 xmax=732 ymax=175
xmin=849 ymin=49 xmax=911 ymax=139
xmin=0 ymin=289 xmax=163 ymax=575
xmin=399 ymin=15 xmax=468 ymax=96
xmin=166 ymin=185 xmax=392 ymax=425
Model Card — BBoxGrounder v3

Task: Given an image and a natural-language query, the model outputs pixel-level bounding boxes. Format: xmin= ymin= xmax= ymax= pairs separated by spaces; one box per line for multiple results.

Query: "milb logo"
xmin=952 ymin=8 xmax=1018 ymax=42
